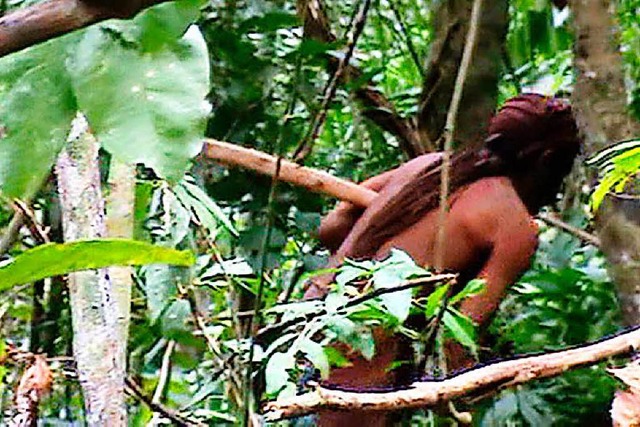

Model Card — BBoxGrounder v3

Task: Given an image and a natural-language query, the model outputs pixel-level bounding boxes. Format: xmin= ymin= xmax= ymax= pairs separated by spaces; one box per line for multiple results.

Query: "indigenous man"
xmin=305 ymin=93 xmax=582 ymax=426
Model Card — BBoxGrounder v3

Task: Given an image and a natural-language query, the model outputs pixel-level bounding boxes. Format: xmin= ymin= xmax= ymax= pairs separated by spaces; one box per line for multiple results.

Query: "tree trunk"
xmin=418 ymin=0 xmax=508 ymax=149
xmin=55 ymin=115 xmax=126 ymax=425
xmin=570 ymin=0 xmax=640 ymax=326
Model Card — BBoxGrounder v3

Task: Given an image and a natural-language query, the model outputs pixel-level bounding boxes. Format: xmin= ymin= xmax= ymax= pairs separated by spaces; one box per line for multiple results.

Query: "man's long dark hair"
xmin=337 ymin=93 xmax=581 ymax=260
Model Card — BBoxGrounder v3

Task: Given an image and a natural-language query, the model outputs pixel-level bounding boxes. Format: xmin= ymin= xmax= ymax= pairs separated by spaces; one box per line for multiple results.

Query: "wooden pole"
xmin=202 ymin=139 xmax=377 ymax=208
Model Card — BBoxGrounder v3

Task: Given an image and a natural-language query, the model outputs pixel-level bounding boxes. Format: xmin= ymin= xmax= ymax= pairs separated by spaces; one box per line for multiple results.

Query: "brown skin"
xmin=306 ymin=153 xmax=538 ymax=426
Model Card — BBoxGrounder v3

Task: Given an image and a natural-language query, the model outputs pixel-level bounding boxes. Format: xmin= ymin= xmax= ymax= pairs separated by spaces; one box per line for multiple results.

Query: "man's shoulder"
xmin=458 ymin=176 xmax=524 ymax=209
xmin=453 ymin=177 xmax=537 ymax=247
xmin=454 ymin=177 xmax=534 ymax=228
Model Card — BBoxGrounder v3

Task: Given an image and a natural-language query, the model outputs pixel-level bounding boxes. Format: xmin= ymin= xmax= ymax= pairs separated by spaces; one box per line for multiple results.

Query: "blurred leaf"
xmin=587 ymin=139 xmax=640 ymax=210
xmin=265 ymin=351 xmax=295 ymax=395
xmin=443 ymin=310 xmax=477 ymax=353
xmin=324 ymin=346 xmax=351 ymax=368
xmin=0 ymin=239 xmax=194 ymax=292
xmin=299 ymin=338 xmax=330 ymax=378
xmin=174 ymin=180 xmax=238 ymax=237
xmin=141 ymin=264 xmax=183 ymax=322
xmin=424 ymin=283 xmax=450 ymax=317
xmin=201 ymin=257 xmax=253 ymax=278
xmin=160 ymin=299 xmax=192 ymax=340
xmin=134 ymin=0 xmax=206 ymax=52
xmin=449 ymin=279 xmax=486 ymax=305
xmin=0 ymin=36 xmax=77 ymax=199
xmin=239 ymin=11 xmax=299 ymax=33
xmin=335 ymin=264 xmax=367 ymax=288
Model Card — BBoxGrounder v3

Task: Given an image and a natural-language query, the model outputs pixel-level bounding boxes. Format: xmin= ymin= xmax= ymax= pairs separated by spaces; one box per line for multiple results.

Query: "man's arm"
xmin=456 ymin=178 xmax=538 ymax=324
xmin=318 ymin=170 xmax=396 ymax=252
xmin=446 ymin=178 xmax=538 ymax=369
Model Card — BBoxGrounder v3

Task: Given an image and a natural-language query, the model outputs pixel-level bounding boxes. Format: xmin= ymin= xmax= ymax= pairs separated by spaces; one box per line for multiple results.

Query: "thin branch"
xmin=243 ymin=155 xmax=283 ymax=425
xmin=388 ymin=0 xmax=423 ymax=76
xmin=0 ymin=0 xmax=170 ymax=58
xmin=434 ymin=0 xmax=483 ymax=270
xmin=152 ymin=341 xmax=175 ymax=404
xmin=184 ymin=286 xmax=243 ymax=397
xmin=343 ymin=274 xmax=457 ymax=310
xmin=293 ymin=0 xmax=373 ymax=161
xmin=0 ymin=209 xmax=25 ymax=256
xmin=263 ymin=325 xmax=640 ymax=420
xmin=297 ymin=0 xmax=423 ymax=156
xmin=12 ymin=200 xmax=49 ymax=245
xmin=125 ymin=377 xmax=203 ymax=427
xmin=537 ymin=212 xmax=601 ymax=247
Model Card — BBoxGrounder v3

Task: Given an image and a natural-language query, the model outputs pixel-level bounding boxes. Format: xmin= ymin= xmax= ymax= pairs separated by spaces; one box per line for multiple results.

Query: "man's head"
xmin=484 ymin=93 xmax=582 ymax=210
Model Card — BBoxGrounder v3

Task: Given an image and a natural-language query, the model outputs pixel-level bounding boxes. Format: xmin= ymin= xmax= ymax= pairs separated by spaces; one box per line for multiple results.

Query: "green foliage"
xmin=587 ymin=138 xmax=640 ymax=210
xmin=0 ymin=0 xmax=208 ymax=199
xmin=0 ymin=36 xmax=77 ymax=198
xmin=261 ymin=250 xmax=480 ymax=399
xmin=1 ymin=0 xmax=637 ymax=424
xmin=618 ymin=0 xmax=640 ymax=118
xmin=0 ymin=239 xmax=194 ymax=292
xmin=68 ymin=11 xmax=209 ymax=182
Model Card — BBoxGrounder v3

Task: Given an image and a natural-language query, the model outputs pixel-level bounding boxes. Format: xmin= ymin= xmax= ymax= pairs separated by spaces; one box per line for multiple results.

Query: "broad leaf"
xmin=175 ymin=180 xmax=238 ymax=237
xmin=68 ymin=21 xmax=210 ymax=182
xmin=449 ymin=278 xmax=486 ymax=305
xmin=0 ymin=239 xmax=195 ymax=292
xmin=0 ymin=37 xmax=78 ymax=198
xmin=424 ymin=283 xmax=450 ymax=317
xmin=443 ymin=310 xmax=478 ymax=354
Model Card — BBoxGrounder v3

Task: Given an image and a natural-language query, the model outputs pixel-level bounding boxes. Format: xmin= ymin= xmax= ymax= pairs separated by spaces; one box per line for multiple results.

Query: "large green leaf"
xmin=0 ymin=239 xmax=195 ymax=292
xmin=67 ymin=13 xmax=210 ymax=182
xmin=0 ymin=36 xmax=78 ymax=199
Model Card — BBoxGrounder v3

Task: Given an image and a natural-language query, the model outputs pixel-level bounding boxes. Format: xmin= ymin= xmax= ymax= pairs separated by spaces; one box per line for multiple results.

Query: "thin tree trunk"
xmin=55 ymin=115 xmax=126 ymax=425
xmin=105 ymin=159 xmax=135 ymax=360
xmin=570 ymin=0 xmax=640 ymax=326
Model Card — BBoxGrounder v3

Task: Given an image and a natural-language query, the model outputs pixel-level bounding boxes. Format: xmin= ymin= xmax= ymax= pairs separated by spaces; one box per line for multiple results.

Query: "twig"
xmin=0 ymin=210 xmax=25 ymax=256
xmin=263 ymin=325 xmax=640 ymax=420
xmin=343 ymin=274 xmax=457 ymax=310
xmin=12 ymin=200 xmax=49 ymax=245
xmin=293 ymin=0 xmax=373 ymax=161
xmin=184 ymin=287 xmax=242 ymax=396
xmin=388 ymin=0 xmax=423 ymax=76
xmin=125 ymin=377 xmax=202 ymax=427
xmin=434 ymin=0 xmax=483 ymax=270
xmin=243 ymin=156 xmax=283 ymax=425
xmin=297 ymin=0 xmax=423 ymax=156
xmin=537 ymin=212 xmax=601 ymax=247
xmin=152 ymin=341 xmax=175 ymax=403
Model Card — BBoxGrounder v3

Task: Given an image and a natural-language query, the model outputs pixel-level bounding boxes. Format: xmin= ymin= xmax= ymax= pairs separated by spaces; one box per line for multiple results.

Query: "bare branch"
xmin=0 ymin=0 xmax=170 ymax=58
xmin=263 ymin=325 xmax=640 ymax=420
xmin=0 ymin=209 xmax=25 ymax=256
xmin=537 ymin=212 xmax=601 ymax=247
xmin=203 ymin=138 xmax=377 ymax=207
xmin=297 ymin=0 xmax=424 ymax=157
xmin=125 ymin=377 xmax=203 ymax=427
xmin=294 ymin=0 xmax=373 ymax=161
xmin=434 ymin=0 xmax=483 ymax=270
